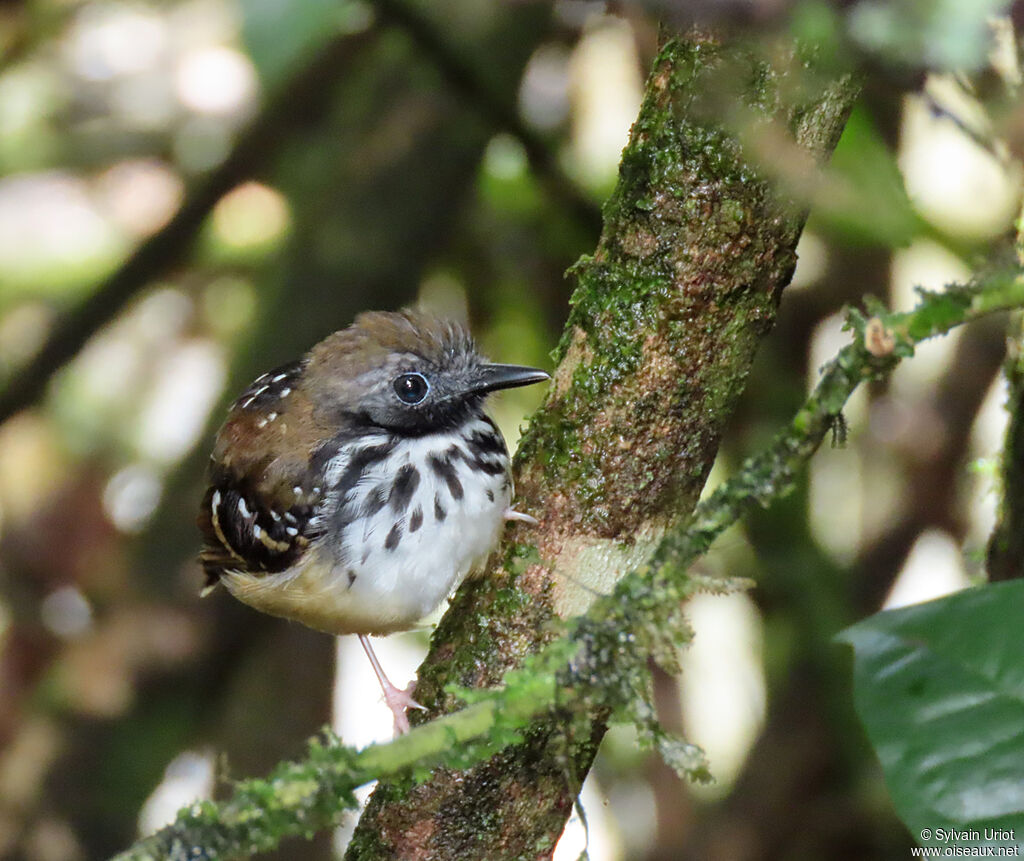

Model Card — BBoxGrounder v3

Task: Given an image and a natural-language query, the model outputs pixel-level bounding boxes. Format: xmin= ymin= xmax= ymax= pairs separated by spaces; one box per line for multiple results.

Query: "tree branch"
xmin=112 ymin=269 xmax=1024 ymax=861
xmin=347 ymin=29 xmax=857 ymax=858
xmin=0 ymin=29 xmax=376 ymax=426
xmin=371 ymin=0 xmax=603 ymax=237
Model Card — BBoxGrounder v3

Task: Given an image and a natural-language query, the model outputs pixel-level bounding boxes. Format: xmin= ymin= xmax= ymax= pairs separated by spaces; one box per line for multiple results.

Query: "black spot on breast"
xmin=389 ymin=463 xmax=420 ymax=513
xmin=458 ymin=435 xmax=507 ymax=477
xmin=486 ymin=489 xmax=494 ymax=503
xmin=434 ymin=495 xmax=446 ymax=522
xmin=362 ymin=485 xmax=387 ymax=516
xmin=347 ymin=570 xmax=357 ymax=588
xmin=473 ymin=458 xmax=506 ymax=476
xmin=325 ymin=439 xmax=399 ymax=503
xmin=429 ymin=454 xmax=463 ymax=501
xmin=385 ymin=521 xmax=402 ymax=551
xmin=467 ymin=428 xmax=506 ymax=458
xmin=409 ymin=506 xmax=423 ymax=533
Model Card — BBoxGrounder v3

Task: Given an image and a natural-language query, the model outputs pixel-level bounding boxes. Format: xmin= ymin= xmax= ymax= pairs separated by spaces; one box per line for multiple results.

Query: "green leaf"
xmin=240 ymin=0 xmax=365 ymax=85
xmin=810 ymin=107 xmax=923 ymax=248
xmin=838 ymin=581 xmax=1024 ymax=851
xmin=848 ymin=0 xmax=1011 ymax=72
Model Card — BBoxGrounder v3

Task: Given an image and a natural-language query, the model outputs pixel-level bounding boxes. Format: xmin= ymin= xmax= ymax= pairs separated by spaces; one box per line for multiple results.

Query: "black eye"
xmin=393 ymin=373 xmax=430 ymax=405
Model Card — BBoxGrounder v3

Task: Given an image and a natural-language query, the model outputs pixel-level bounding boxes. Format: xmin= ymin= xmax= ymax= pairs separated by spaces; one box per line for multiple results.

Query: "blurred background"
xmin=0 ymin=0 xmax=1022 ymax=859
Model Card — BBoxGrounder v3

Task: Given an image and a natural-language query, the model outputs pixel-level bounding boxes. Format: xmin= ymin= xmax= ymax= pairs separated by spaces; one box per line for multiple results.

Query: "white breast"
xmin=222 ymin=419 xmax=512 ymax=635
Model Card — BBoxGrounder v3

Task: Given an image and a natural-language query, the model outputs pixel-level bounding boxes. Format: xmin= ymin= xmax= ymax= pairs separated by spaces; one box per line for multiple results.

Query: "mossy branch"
xmin=113 ymin=270 xmax=1024 ymax=861
xmin=347 ymin=30 xmax=855 ymax=856
xmin=988 ymin=313 xmax=1024 ymax=581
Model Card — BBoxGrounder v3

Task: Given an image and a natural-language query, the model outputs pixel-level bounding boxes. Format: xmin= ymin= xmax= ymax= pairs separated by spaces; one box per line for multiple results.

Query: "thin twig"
xmin=372 ymin=0 xmax=603 ymax=236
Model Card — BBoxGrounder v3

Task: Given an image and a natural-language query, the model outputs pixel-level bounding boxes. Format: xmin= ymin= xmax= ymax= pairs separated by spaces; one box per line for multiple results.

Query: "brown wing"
xmin=198 ymin=361 xmax=326 ymax=588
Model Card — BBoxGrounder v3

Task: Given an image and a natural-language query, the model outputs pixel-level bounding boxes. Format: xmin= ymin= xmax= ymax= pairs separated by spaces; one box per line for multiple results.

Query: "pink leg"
xmin=358 ymin=634 xmax=426 ymax=735
xmin=504 ymin=508 xmax=538 ymax=526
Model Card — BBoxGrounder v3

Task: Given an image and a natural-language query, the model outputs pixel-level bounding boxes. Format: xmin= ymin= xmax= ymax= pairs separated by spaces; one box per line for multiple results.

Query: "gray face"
xmin=303 ymin=312 xmax=547 ymax=436
xmin=355 ymin=350 xmax=488 ymax=434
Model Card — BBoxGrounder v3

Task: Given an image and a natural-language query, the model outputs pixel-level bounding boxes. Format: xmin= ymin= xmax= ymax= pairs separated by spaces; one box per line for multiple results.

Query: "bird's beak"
xmin=469 ymin=364 xmax=550 ymax=395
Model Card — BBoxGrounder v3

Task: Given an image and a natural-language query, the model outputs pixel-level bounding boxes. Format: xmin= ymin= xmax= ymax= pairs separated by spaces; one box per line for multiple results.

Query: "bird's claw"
xmin=382 ymin=680 xmax=427 ymax=736
xmin=504 ymin=508 xmax=539 ymax=526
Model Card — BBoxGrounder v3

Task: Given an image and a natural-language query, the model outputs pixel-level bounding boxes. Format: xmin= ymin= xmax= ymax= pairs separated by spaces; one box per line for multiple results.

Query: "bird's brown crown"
xmin=300 ymin=309 xmax=489 ymax=435
xmin=307 ymin=309 xmax=477 ymax=385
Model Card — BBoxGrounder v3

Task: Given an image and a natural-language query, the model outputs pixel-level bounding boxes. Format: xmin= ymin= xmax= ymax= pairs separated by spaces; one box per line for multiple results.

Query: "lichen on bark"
xmin=345 ymin=28 xmax=857 ymax=861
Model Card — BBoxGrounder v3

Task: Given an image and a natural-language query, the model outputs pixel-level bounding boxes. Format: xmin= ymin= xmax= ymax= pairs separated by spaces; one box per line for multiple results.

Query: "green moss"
xmin=511 ymin=37 xmax=831 ymax=537
xmin=343 ymin=812 xmax=398 ymax=859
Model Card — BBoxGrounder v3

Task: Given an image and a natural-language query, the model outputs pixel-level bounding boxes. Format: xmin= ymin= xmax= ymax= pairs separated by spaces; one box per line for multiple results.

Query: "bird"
xmin=197 ymin=309 xmax=549 ymax=733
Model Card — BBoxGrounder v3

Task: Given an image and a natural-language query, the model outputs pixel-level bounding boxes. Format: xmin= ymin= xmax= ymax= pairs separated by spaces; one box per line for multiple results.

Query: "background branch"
xmin=0 ymin=29 xmax=375 ymax=425
xmin=0 ymin=0 xmax=596 ymax=427
xmin=372 ymin=0 xmax=603 ymax=237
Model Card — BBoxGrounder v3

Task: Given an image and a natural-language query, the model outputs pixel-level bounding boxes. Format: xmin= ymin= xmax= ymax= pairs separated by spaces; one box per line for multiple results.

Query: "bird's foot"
xmin=382 ymin=679 xmax=428 ymax=736
xmin=504 ymin=508 xmax=539 ymax=526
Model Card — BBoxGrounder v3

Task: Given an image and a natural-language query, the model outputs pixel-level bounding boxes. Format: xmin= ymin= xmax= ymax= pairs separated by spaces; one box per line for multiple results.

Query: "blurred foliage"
xmin=0 ymin=0 xmax=1023 ymax=859
xmin=810 ymin=106 xmax=923 ymax=248
xmin=847 ymin=0 xmax=1012 ymax=71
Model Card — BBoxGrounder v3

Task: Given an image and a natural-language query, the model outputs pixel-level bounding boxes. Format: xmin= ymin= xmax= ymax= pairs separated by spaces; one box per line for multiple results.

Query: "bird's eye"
xmin=393 ymin=373 xmax=430 ymax=405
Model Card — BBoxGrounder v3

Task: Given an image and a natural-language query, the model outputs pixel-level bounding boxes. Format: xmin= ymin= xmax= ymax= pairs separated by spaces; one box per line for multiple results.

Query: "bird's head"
xmin=303 ymin=309 xmax=549 ymax=434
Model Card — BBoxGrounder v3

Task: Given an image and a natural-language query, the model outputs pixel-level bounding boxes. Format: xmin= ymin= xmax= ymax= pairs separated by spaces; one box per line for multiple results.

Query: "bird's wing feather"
xmin=198 ymin=361 xmax=326 ymax=586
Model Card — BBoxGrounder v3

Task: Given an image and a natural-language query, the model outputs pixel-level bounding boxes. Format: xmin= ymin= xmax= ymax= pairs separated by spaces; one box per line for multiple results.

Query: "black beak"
xmin=469 ymin=364 xmax=550 ymax=395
